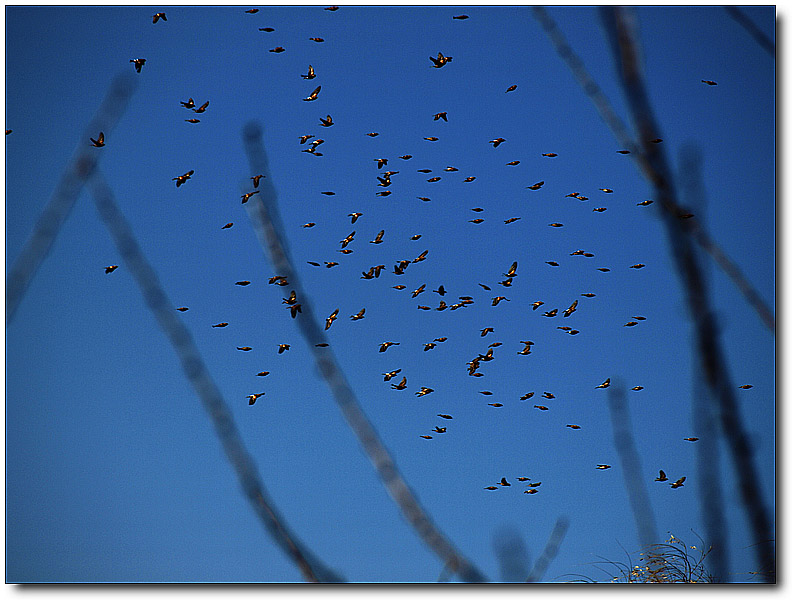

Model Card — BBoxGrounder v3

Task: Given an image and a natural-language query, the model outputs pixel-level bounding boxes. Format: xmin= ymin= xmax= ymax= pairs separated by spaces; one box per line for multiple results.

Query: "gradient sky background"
xmin=5 ymin=4 xmax=775 ymax=584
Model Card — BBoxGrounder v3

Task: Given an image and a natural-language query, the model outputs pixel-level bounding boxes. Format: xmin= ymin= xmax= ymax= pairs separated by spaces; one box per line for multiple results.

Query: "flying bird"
xmin=534 ymin=405 xmax=549 ymax=411
xmin=506 ymin=160 xmax=520 ymax=165
xmin=527 ymin=181 xmax=544 ymax=190
xmin=670 ymin=477 xmax=686 ymax=488
xmin=531 ymin=301 xmax=544 ymax=310
xmin=172 ymin=170 xmax=194 ymax=187
xmin=235 ymin=281 xmax=251 ymax=286
xmin=180 ymin=97 xmax=195 ymax=109
xmin=105 ymin=265 xmax=118 ymax=274
xmin=489 ymin=137 xmax=506 ymax=147
xmin=599 ymin=188 xmax=614 ymax=193
xmin=630 ymin=263 xmax=646 ymax=269
xmin=245 ymin=9 xmax=259 ymax=14
xmin=152 ymin=12 xmax=167 ymax=23
xmin=241 ymin=191 xmax=260 ymax=203
xmin=684 ymin=437 xmax=700 ymax=442
xmin=302 ymin=65 xmax=316 ymax=79
xmin=391 ymin=376 xmax=407 ymax=390
xmin=416 ymin=387 xmax=434 ymax=397
xmin=325 ymin=308 xmax=339 ymax=330
xmin=259 ymin=27 xmax=275 ymax=32
xmin=596 ymin=464 xmax=612 ymax=470
xmin=424 ymin=137 xmax=439 ymax=142
xmin=379 ymin=341 xmax=400 ymax=352
xmin=309 ymin=37 xmax=324 ymax=42
xmin=655 ymin=470 xmax=668 ymax=482
xmin=542 ymin=153 xmax=557 ymax=157
xmin=248 ymin=393 xmax=264 ymax=406
xmin=637 ymin=200 xmax=654 ymax=206
xmin=193 ymin=101 xmax=210 ymax=113
xmin=437 ymin=414 xmax=453 ymax=419
xmin=542 ymin=309 xmax=558 ymax=317
xmin=383 ymin=369 xmax=402 ymax=381
xmin=701 ymin=79 xmax=718 ymax=85
xmin=212 ymin=322 xmax=228 ymax=328
xmin=251 ymin=174 xmax=265 ymax=188
xmin=596 ymin=378 xmax=611 ymax=389
xmin=303 ymin=86 xmax=322 ymax=101
xmin=563 ymin=300 xmax=578 ymax=317
xmin=420 ymin=435 xmax=433 ymax=440
xmin=90 ymin=132 xmax=105 ymax=147
xmin=738 ymin=384 xmax=753 ymax=389
xmin=429 ymin=52 xmax=452 ymax=68
xmin=319 ymin=115 xmax=334 ymax=127
xmin=277 ymin=344 xmax=290 ymax=354
xmin=237 ymin=346 xmax=253 ymax=351
xmin=350 ymin=308 xmax=366 ymax=321
xmin=176 ymin=307 xmax=189 ymax=312
xmin=130 ymin=58 xmax=146 ymax=73
xmin=506 ymin=84 xmax=517 ymax=92
xmin=566 ymin=424 xmax=581 ymax=430
xmin=433 ymin=111 xmax=448 ymax=122
xmin=185 ymin=118 xmax=200 ymax=123
xmin=270 ymin=47 xmax=286 ymax=53
xmin=453 ymin=14 xmax=469 ymax=19
xmin=325 ymin=5 xmax=339 ymax=10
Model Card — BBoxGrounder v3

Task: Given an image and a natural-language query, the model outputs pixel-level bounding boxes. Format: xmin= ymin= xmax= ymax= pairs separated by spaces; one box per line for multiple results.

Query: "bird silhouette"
xmin=90 ymin=132 xmax=105 ymax=147
xmin=303 ymin=86 xmax=321 ymax=101
xmin=489 ymin=138 xmax=506 ymax=147
xmin=391 ymin=376 xmax=407 ymax=390
xmin=193 ymin=101 xmax=210 ymax=113
xmin=105 ymin=265 xmax=118 ymax=274
xmin=130 ymin=58 xmax=146 ymax=73
xmin=152 ymin=12 xmax=167 ymax=23
xmin=302 ymin=65 xmax=316 ymax=79
xmin=670 ymin=477 xmax=686 ymax=488
xmin=319 ymin=115 xmax=334 ymax=127
xmin=172 ymin=170 xmax=194 ymax=187
xmin=429 ymin=52 xmax=452 ymax=68
xmin=655 ymin=470 xmax=668 ymax=482
xmin=325 ymin=308 xmax=339 ymax=330
xmin=596 ymin=378 xmax=611 ymax=389
xmin=506 ymin=84 xmax=517 ymax=92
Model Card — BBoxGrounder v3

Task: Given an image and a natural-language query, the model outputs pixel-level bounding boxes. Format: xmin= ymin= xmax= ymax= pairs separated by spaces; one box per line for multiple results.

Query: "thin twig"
xmin=600 ymin=6 xmax=775 ymax=582
xmin=532 ymin=6 xmax=775 ymax=334
xmin=87 ymin=170 xmax=343 ymax=584
xmin=6 ymin=73 xmax=137 ymax=326
xmin=723 ymin=6 xmax=776 ymax=58
xmin=241 ymin=122 xmax=487 ymax=583
xmin=525 ymin=517 xmax=570 ymax=582
xmin=606 ymin=383 xmax=659 ymax=551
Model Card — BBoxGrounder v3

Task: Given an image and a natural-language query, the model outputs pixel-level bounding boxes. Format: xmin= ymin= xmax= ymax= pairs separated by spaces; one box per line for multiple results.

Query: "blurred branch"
xmin=681 ymin=146 xmax=729 ymax=582
xmin=532 ymin=6 xmax=775 ymax=335
xmin=87 ymin=170 xmax=343 ymax=583
xmin=600 ymin=6 xmax=775 ymax=582
xmin=525 ymin=517 xmax=570 ymax=582
xmin=6 ymin=73 xmax=138 ymax=326
xmin=606 ymin=383 xmax=658 ymax=551
xmin=242 ymin=122 xmax=488 ymax=583
xmin=723 ymin=6 xmax=776 ymax=58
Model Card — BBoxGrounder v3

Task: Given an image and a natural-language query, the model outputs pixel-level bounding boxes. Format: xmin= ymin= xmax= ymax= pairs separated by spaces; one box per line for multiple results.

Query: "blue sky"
xmin=5 ymin=4 xmax=775 ymax=584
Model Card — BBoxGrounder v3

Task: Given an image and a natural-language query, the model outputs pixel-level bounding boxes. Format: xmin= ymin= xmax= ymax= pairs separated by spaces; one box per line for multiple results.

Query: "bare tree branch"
xmin=606 ymin=383 xmax=659 ymax=551
xmin=724 ymin=6 xmax=776 ymax=58
xmin=600 ymin=6 xmax=775 ymax=582
xmin=240 ymin=122 xmax=488 ymax=583
xmin=6 ymin=73 xmax=137 ymax=326
xmin=87 ymin=170 xmax=343 ymax=584
xmin=525 ymin=518 xmax=570 ymax=582
xmin=532 ymin=6 xmax=774 ymax=334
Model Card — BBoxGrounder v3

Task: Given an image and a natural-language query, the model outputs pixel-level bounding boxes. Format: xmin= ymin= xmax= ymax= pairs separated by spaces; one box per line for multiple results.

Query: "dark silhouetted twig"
xmin=525 ymin=517 xmax=570 ymax=582
xmin=681 ymin=145 xmax=729 ymax=582
xmin=533 ymin=6 xmax=775 ymax=334
xmin=6 ymin=73 xmax=137 ymax=326
xmin=241 ymin=122 xmax=487 ymax=583
xmin=724 ymin=6 xmax=776 ymax=58
xmin=600 ymin=6 xmax=775 ymax=582
xmin=87 ymin=170 xmax=343 ymax=584
xmin=606 ymin=383 xmax=658 ymax=552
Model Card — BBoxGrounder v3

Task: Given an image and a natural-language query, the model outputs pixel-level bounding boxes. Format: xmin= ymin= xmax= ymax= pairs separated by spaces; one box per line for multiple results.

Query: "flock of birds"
xmin=79 ymin=8 xmax=750 ymax=499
